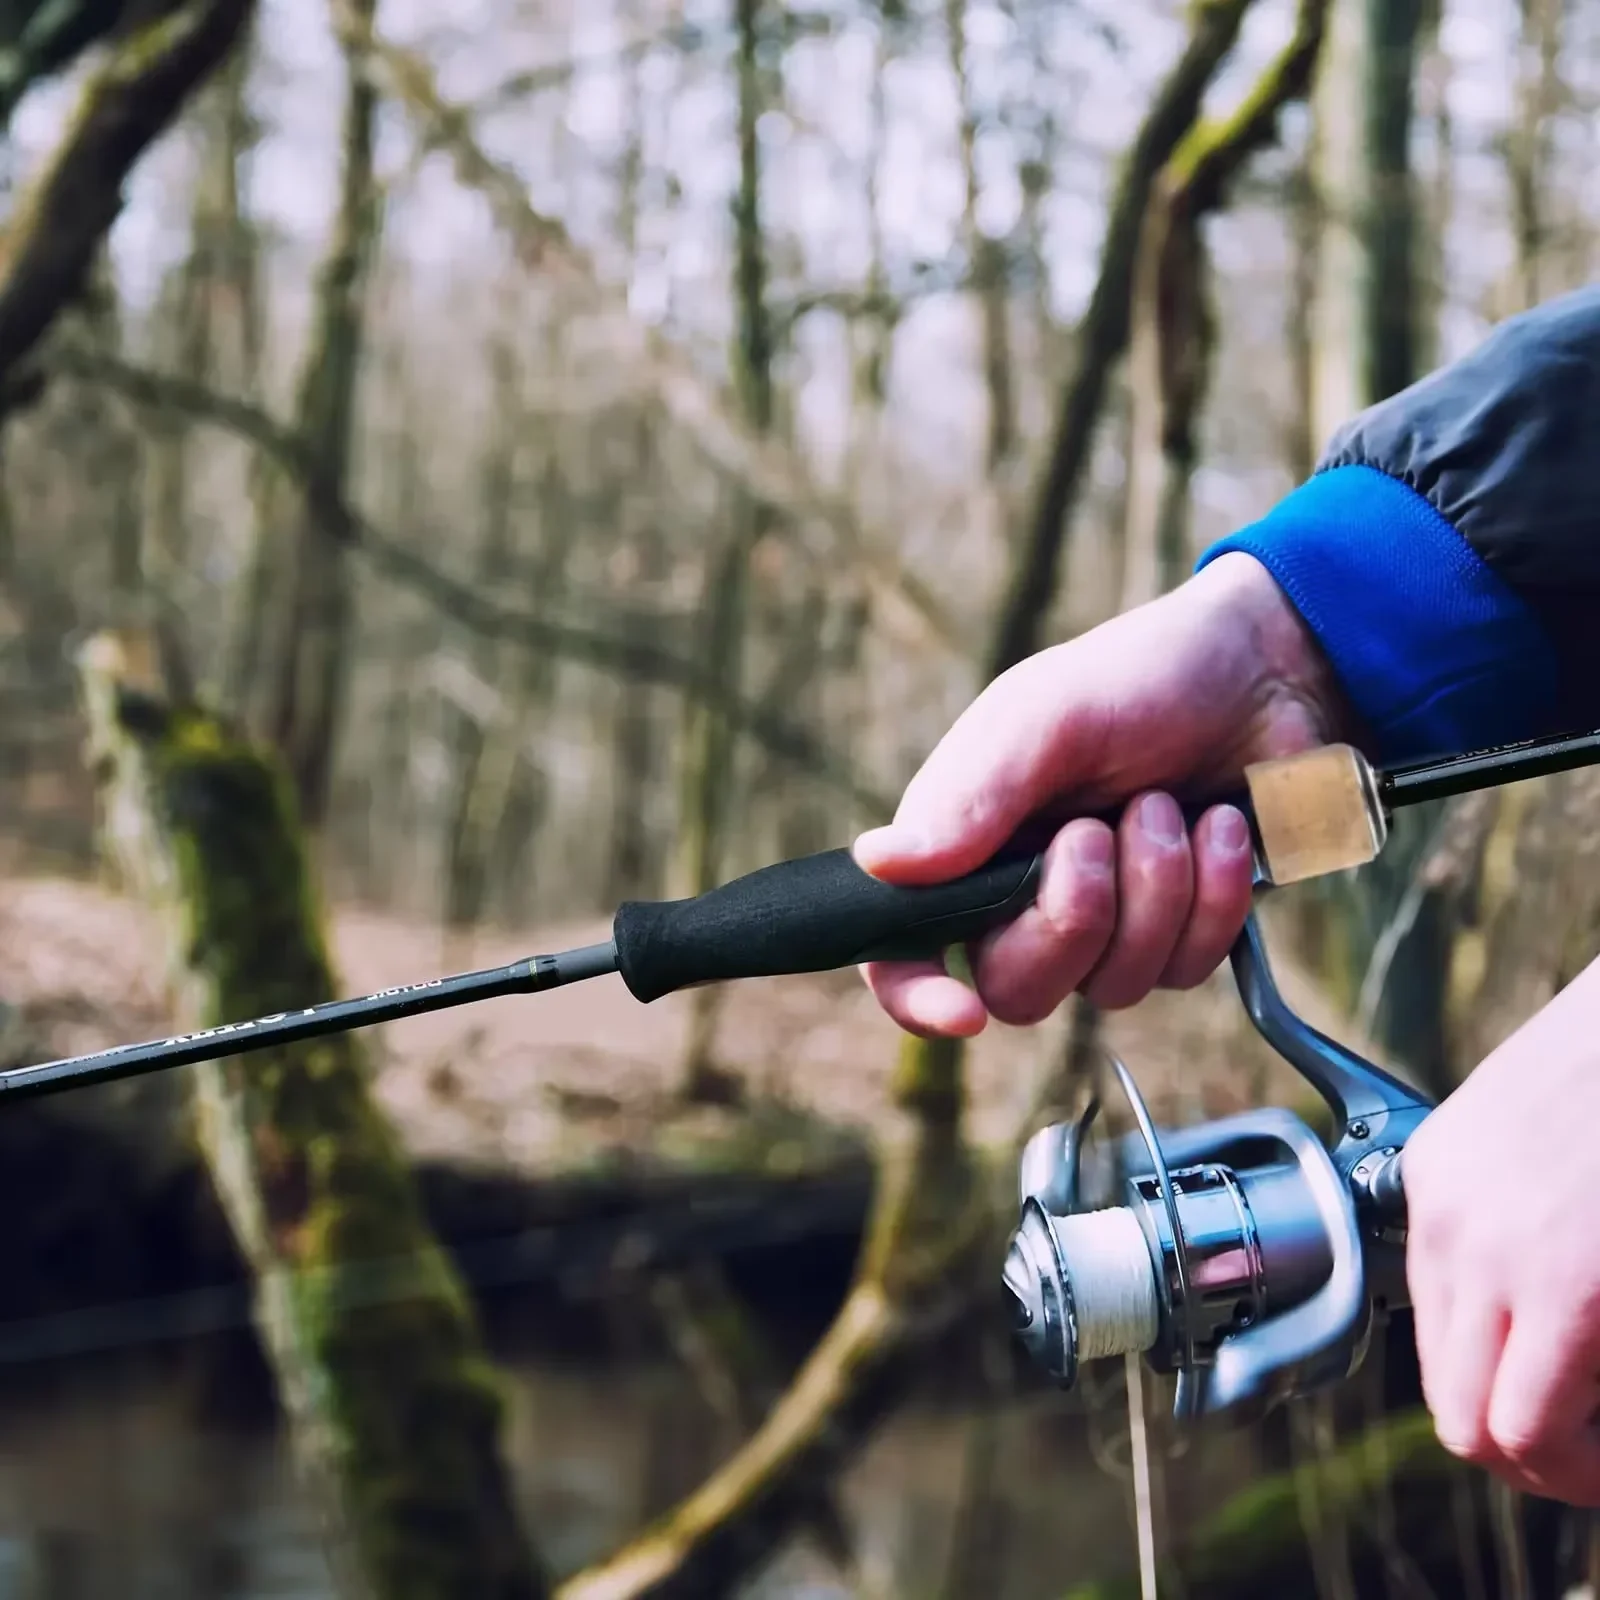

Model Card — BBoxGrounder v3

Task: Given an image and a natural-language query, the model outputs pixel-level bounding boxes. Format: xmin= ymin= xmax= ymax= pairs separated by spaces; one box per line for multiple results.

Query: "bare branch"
xmin=559 ymin=1126 xmax=994 ymax=1600
xmin=46 ymin=342 xmax=893 ymax=818
xmin=0 ymin=0 xmax=254 ymax=384
xmin=988 ymin=0 xmax=1257 ymax=677
xmin=328 ymin=1 xmax=966 ymax=659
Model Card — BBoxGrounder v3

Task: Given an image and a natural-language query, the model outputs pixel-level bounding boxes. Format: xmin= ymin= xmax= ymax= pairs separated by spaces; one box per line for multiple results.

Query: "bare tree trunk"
xmin=1364 ymin=0 xmax=1424 ymax=403
xmin=261 ymin=0 xmax=383 ymax=833
xmin=442 ymin=441 xmax=574 ymax=940
xmin=1413 ymin=0 xmax=1449 ymax=374
xmin=442 ymin=303 xmax=522 ymax=936
xmin=674 ymin=0 xmax=777 ymax=1102
xmin=605 ymin=11 xmax=663 ymax=905
xmin=1509 ymin=0 xmax=1564 ymax=311
xmin=1285 ymin=146 xmax=1320 ymax=485
xmin=1303 ymin=0 xmax=1447 ymax=1093
xmin=80 ymin=250 xmax=147 ymax=610
xmin=947 ymin=0 xmax=1015 ymax=475
xmin=75 ymin=627 xmax=547 ymax=1600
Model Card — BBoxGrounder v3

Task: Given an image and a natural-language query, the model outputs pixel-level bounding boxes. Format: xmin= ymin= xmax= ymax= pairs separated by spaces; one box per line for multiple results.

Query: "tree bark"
xmin=947 ymin=0 xmax=1015 ymax=475
xmin=1119 ymin=0 xmax=1329 ymax=614
xmin=673 ymin=0 xmax=777 ymax=1101
xmin=1301 ymin=0 xmax=1443 ymax=1089
xmin=0 ymin=0 xmax=253 ymax=389
xmin=74 ymin=626 xmax=547 ymax=1600
xmin=261 ymin=0 xmax=383 ymax=832
xmin=1508 ymin=0 xmax=1564 ymax=313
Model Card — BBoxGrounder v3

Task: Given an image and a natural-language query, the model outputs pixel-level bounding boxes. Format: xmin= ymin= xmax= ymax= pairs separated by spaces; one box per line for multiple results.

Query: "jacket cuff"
xmin=1196 ymin=463 xmax=1559 ymax=765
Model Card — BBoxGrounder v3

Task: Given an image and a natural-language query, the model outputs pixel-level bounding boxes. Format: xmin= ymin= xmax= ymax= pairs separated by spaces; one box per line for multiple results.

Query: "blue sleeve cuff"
xmin=1196 ymin=464 xmax=1559 ymax=766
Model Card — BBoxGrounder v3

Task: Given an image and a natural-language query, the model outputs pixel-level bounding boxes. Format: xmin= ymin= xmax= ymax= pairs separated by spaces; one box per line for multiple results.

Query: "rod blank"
xmin=0 ymin=941 xmax=619 ymax=1105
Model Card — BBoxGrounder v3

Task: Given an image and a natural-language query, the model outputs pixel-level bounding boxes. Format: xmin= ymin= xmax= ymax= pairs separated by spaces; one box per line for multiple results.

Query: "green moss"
xmin=119 ymin=697 xmax=546 ymax=1599
xmin=1167 ymin=0 xmax=1325 ymax=205
xmin=892 ymin=1032 xmax=964 ymax=1130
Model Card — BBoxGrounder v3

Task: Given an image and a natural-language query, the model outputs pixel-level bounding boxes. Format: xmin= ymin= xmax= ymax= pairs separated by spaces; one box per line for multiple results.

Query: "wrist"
xmin=1192 ymin=551 xmax=1364 ymax=753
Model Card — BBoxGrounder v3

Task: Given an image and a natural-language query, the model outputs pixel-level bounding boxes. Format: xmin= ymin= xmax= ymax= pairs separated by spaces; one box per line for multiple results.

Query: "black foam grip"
xmin=612 ymin=847 xmax=1044 ymax=1003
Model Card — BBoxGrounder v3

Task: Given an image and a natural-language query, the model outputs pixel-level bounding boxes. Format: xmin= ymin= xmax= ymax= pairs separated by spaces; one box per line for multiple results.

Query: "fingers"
xmin=1416 ymin=1263 xmax=1600 ymax=1505
xmin=859 ymin=956 xmax=988 ymax=1039
xmin=969 ymin=819 xmax=1118 ymax=1026
xmin=1159 ymin=805 xmax=1256 ymax=989
xmin=853 ymin=651 xmax=1106 ymax=886
xmin=862 ymin=797 xmax=1256 ymax=1035
xmin=1484 ymin=1303 xmax=1600 ymax=1501
xmin=1425 ymin=1296 xmax=1509 ymax=1463
xmin=1082 ymin=793 xmax=1195 ymax=1010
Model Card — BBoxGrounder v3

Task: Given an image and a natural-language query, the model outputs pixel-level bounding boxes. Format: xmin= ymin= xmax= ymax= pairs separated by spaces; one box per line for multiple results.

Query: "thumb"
xmin=853 ymin=655 xmax=1108 ymax=885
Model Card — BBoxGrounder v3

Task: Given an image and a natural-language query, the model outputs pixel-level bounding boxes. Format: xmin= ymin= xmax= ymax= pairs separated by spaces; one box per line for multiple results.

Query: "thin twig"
xmin=329 ymin=0 xmax=965 ymax=658
xmin=45 ymin=343 xmax=893 ymax=818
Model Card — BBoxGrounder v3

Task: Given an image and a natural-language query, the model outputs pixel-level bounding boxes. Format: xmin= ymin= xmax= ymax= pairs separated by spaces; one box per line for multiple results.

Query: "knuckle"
xmin=1489 ymin=1419 xmax=1545 ymax=1468
xmin=990 ymin=995 xmax=1060 ymax=1028
xmin=1436 ymin=1420 xmax=1497 ymax=1465
xmin=1047 ymin=890 xmax=1116 ymax=948
xmin=1082 ymin=969 xmax=1148 ymax=1012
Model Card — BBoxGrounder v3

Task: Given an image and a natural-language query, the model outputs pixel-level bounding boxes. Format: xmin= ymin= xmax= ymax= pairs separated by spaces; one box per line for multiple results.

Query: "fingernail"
xmin=1213 ymin=806 xmax=1250 ymax=854
xmin=853 ymin=826 xmax=902 ymax=860
xmin=1138 ymin=792 xmax=1183 ymax=847
xmin=1068 ymin=825 xmax=1115 ymax=879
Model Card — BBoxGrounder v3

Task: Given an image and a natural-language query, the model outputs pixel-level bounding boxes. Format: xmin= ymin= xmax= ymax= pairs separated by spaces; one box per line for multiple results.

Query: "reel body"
xmin=1003 ymin=912 xmax=1432 ymax=1424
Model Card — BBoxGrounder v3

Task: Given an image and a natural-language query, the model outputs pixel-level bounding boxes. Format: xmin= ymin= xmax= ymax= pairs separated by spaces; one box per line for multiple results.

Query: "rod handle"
xmin=612 ymin=845 xmax=1044 ymax=1003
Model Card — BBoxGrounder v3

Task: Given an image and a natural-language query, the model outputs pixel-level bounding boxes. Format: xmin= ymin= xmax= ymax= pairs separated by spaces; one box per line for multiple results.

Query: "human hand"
xmin=852 ymin=552 xmax=1353 ymax=1036
xmin=1403 ymin=971 xmax=1600 ymax=1505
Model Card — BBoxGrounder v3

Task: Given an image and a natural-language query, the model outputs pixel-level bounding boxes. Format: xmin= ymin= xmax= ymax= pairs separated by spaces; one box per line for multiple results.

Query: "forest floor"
xmin=0 ymin=868 xmax=1388 ymax=1180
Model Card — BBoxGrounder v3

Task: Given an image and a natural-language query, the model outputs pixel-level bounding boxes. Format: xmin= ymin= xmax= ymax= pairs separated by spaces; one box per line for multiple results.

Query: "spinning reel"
xmin=1002 ymin=905 xmax=1430 ymax=1423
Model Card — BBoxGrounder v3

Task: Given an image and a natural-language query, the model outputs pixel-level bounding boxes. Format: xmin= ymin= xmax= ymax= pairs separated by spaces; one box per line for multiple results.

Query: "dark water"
xmin=0 ymin=1334 xmax=1275 ymax=1600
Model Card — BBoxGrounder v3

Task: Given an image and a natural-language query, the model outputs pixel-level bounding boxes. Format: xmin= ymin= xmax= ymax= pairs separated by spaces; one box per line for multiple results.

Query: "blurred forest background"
xmin=2 ymin=0 xmax=1600 ymax=1595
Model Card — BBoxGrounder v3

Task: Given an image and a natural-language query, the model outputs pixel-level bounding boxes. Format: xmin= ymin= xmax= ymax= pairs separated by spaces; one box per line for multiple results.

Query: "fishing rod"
xmin=5 ymin=725 xmax=1595 ymax=1107
xmin=9 ymin=722 xmax=1600 ymax=1427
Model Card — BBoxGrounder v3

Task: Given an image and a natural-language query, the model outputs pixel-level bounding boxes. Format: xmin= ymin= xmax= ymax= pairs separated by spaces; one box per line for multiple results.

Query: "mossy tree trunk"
xmin=75 ymin=628 xmax=547 ymax=1600
xmin=984 ymin=0 xmax=1257 ymax=677
xmin=1119 ymin=0 xmax=1329 ymax=615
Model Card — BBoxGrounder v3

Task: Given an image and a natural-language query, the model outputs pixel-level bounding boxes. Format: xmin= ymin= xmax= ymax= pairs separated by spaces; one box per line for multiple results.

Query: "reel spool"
xmin=1002 ymin=912 xmax=1431 ymax=1423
